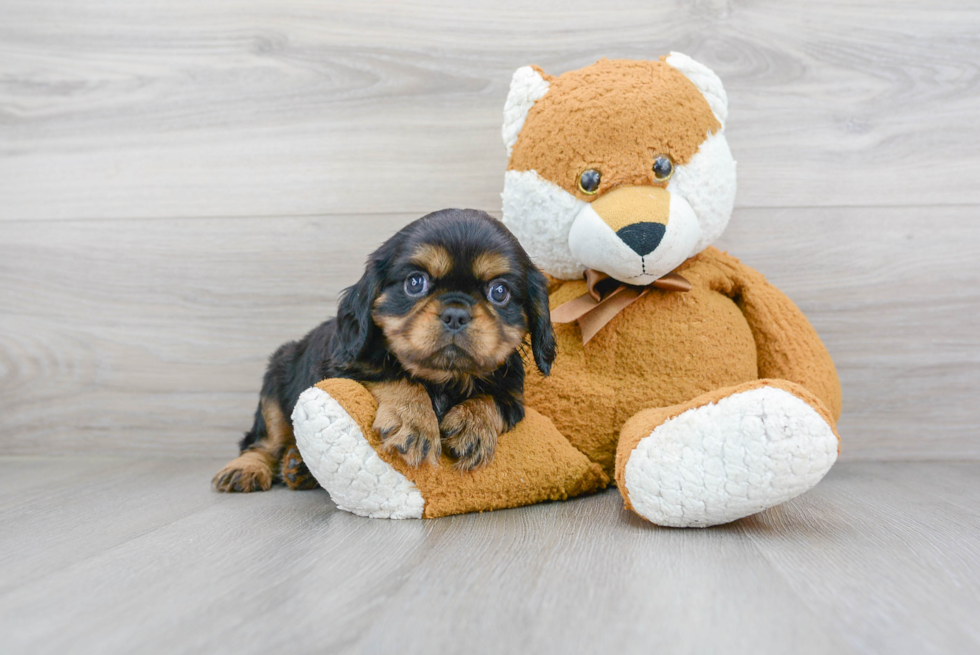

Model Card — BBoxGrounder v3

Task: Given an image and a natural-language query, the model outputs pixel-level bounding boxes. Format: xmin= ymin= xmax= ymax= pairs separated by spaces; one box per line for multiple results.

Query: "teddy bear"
xmin=291 ymin=53 xmax=841 ymax=527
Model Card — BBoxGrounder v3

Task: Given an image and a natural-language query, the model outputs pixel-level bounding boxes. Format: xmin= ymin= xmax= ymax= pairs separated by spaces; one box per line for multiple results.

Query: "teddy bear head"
xmin=500 ymin=54 xmax=737 ymax=285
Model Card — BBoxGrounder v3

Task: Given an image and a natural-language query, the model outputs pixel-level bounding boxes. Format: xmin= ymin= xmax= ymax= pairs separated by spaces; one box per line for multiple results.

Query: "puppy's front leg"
xmin=441 ymin=396 xmax=505 ymax=470
xmin=368 ymin=380 xmax=441 ymax=467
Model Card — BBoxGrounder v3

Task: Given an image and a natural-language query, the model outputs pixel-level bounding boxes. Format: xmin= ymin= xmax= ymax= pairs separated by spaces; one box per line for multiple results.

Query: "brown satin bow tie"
xmin=550 ymin=269 xmax=692 ymax=344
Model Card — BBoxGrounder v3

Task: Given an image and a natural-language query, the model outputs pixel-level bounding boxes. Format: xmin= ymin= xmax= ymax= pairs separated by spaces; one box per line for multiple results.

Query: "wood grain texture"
xmin=1 ymin=0 xmax=979 ymax=220
xmin=0 ymin=213 xmax=410 ymax=456
xmin=0 ymin=458 xmax=977 ymax=654
xmin=2 ymin=206 xmax=977 ymax=459
xmin=1 ymin=0 xmax=978 ymax=459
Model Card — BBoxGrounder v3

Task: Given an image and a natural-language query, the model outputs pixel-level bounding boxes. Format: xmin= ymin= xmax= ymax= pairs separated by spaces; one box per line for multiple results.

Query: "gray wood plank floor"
xmin=1 ymin=458 xmax=977 ymax=655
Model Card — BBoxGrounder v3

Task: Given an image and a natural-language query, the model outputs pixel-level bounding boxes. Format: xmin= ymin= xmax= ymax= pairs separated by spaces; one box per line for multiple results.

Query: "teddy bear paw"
xmin=622 ymin=386 xmax=838 ymax=528
xmin=291 ymin=386 xmax=425 ymax=519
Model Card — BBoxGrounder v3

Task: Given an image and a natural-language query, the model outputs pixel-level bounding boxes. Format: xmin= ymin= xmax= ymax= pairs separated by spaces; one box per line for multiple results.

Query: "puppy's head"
xmin=333 ymin=209 xmax=556 ymax=381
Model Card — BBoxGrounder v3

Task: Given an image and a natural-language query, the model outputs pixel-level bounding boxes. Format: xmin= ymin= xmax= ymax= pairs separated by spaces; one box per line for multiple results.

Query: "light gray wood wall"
xmin=1 ymin=0 xmax=978 ymax=459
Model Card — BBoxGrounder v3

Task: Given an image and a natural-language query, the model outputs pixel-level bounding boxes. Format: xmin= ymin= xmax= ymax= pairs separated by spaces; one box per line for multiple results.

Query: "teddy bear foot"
xmin=292 ymin=385 xmax=426 ymax=519
xmin=616 ymin=381 xmax=840 ymax=528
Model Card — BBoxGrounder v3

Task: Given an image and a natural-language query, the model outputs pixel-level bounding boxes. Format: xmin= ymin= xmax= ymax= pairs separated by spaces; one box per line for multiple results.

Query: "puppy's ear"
xmin=332 ymin=258 xmax=383 ymax=365
xmin=525 ymin=268 xmax=557 ymax=375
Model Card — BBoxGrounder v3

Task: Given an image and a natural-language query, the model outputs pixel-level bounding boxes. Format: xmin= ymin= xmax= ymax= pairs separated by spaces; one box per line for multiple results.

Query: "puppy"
xmin=213 ymin=208 xmax=556 ymax=492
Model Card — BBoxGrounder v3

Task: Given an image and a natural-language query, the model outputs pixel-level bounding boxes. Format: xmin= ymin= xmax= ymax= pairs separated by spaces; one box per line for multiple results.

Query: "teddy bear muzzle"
xmin=567 ymin=185 xmax=702 ymax=286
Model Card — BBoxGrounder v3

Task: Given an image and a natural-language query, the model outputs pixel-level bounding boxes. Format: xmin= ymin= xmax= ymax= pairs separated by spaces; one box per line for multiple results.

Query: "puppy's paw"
xmin=212 ymin=451 xmax=274 ymax=492
xmin=441 ymin=396 xmax=504 ymax=471
xmin=280 ymin=445 xmax=320 ymax=490
xmin=370 ymin=381 xmax=441 ymax=467
xmin=375 ymin=404 xmax=441 ymax=467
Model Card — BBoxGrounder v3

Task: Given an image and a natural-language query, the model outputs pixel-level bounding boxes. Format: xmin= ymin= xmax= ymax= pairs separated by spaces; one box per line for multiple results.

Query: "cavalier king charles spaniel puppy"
xmin=214 ymin=208 xmax=556 ymax=492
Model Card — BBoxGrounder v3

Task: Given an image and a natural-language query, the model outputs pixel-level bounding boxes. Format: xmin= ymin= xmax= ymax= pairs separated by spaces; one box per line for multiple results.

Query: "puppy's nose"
xmin=616 ymin=222 xmax=666 ymax=256
xmin=440 ymin=306 xmax=471 ymax=333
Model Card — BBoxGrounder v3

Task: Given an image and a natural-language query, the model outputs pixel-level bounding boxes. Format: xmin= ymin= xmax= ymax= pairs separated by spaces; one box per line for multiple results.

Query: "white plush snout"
xmin=501 ymin=131 xmax=735 ymax=282
xmin=567 ymin=194 xmax=701 ymax=285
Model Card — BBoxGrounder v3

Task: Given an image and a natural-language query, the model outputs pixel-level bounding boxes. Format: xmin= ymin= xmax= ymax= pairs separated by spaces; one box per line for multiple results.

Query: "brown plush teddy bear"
xmin=291 ymin=53 xmax=841 ymax=527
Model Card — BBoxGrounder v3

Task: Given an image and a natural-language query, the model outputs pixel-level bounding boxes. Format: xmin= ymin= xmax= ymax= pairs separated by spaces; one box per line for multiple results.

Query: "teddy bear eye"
xmin=653 ymin=155 xmax=674 ymax=181
xmin=404 ymin=272 xmax=430 ymax=297
xmin=578 ymin=169 xmax=601 ymax=195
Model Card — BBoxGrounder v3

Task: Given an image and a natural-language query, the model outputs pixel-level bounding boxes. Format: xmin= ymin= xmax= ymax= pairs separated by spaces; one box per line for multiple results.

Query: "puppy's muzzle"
xmin=438 ymin=291 xmax=474 ymax=334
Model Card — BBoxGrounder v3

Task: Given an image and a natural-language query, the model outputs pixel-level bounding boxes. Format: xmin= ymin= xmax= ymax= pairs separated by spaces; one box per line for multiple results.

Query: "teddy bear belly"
xmin=525 ymin=286 xmax=759 ymax=475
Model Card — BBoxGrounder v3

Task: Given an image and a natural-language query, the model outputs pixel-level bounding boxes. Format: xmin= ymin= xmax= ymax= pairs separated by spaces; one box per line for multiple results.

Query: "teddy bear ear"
xmin=665 ymin=52 xmax=728 ymax=126
xmin=502 ymin=65 xmax=551 ymax=156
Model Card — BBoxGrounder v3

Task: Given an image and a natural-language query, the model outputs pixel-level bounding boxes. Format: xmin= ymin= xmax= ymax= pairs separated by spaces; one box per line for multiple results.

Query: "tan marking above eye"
xmin=410 ymin=243 xmax=453 ymax=278
xmin=472 ymin=251 xmax=512 ymax=281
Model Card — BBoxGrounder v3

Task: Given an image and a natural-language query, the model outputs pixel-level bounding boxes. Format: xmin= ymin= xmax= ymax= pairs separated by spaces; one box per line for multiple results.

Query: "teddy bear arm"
xmin=292 ymin=378 xmax=608 ymax=519
xmin=704 ymin=251 xmax=841 ymax=422
xmin=738 ymin=281 xmax=841 ymax=422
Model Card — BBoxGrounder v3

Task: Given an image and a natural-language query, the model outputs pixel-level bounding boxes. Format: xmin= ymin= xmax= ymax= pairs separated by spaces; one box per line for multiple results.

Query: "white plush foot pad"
xmin=623 ymin=386 xmax=838 ymax=528
xmin=291 ymin=386 xmax=424 ymax=519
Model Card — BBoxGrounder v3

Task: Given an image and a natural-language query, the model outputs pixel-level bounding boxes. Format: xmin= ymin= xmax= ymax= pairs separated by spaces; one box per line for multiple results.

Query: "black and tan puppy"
xmin=213 ymin=208 xmax=556 ymax=492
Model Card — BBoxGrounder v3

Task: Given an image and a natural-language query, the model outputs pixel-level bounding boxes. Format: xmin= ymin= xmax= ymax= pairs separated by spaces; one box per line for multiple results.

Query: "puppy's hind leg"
xmin=213 ymin=396 xmax=294 ymax=492
xmin=280 ymin=445 xmax=321 ymax=490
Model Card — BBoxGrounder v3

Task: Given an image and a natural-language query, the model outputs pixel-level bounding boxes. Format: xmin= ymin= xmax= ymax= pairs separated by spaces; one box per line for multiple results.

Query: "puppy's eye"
xmin=653 ymin=155 xmax=673 ymax=181
xmin=404 ymin=272 xmax=430 ymax=297
xmin=578 ymin=169 xmax=601 ymax=195
xmin=487 ymin=280 xmax=511 ymax=306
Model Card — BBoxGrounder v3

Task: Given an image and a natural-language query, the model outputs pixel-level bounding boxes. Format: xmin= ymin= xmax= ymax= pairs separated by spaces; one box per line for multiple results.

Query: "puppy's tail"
xmin=238 ymin=402 xmax=268 ymax=453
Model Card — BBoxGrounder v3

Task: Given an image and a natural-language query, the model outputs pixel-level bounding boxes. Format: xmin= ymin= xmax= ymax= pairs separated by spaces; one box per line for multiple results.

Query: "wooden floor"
xmin=1 ymin=457 xmax=977 ymax=655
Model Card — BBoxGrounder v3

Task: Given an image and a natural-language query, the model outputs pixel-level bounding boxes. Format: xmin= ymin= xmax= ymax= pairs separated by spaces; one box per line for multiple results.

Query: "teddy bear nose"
xmin=616 ymin=222 xmax=666 ymax=256
xmin=440 ymin=306 xmax=471 ymax=333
